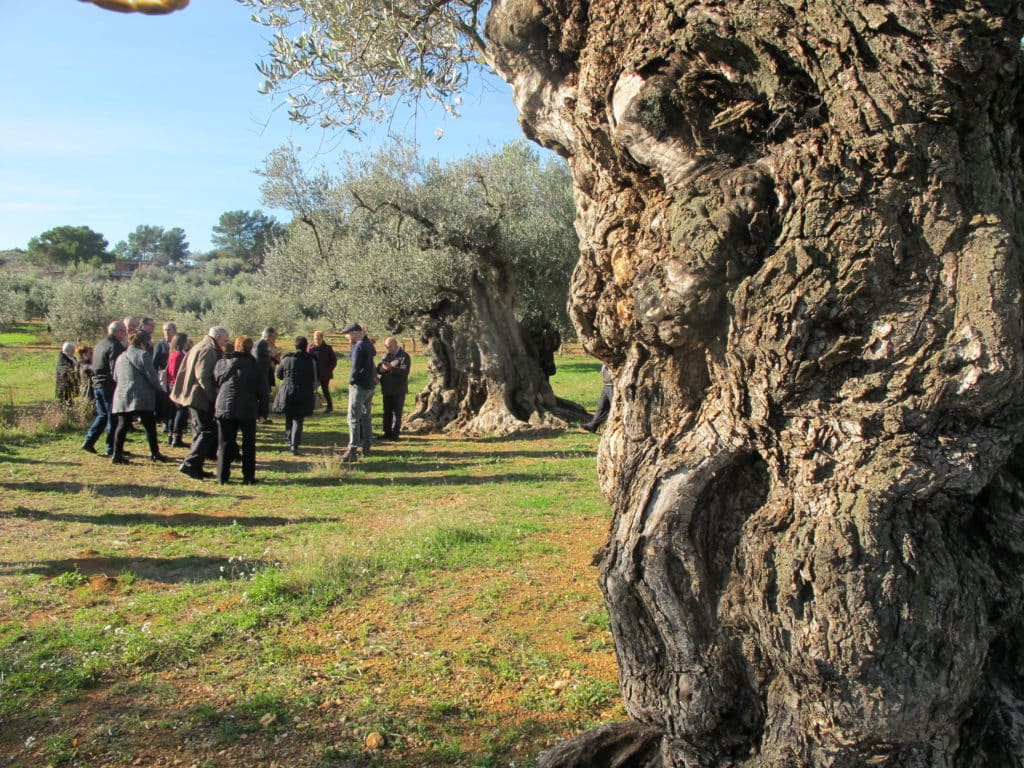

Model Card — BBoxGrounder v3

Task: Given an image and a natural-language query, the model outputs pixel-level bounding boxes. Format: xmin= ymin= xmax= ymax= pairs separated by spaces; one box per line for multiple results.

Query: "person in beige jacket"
xmin=171 ymin=326 xmax=229 ymax=479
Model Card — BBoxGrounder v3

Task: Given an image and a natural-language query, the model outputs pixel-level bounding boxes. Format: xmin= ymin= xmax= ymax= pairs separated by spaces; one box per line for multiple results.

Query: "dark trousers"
xmin=113 ymin=411 xmax=159 ymax=458
xmin=586 ymin=384 xmax=613 ymax=430
xmin=217 ymin=418 xmax=256 ymax=482
xmin=381 ymin=391 xmax=406 ymax=439
xmin=318 ymin=380 xmax=333 ymax=410
xmin=180 ymin=407 xmax=216 ymax=472
xmin=171 ymin=404 xmax=189 ymax=437
xmin=84 ymin=384 xmax=115 ymax=454
xmin=285 ymin=415 xmax=305 ymax=449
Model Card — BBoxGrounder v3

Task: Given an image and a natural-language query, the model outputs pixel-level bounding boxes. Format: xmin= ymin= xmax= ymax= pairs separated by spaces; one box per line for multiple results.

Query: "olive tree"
xmin=247 ymin=1 xmax=1024 ymax=765
xmin=261 ymin=141 xmax=580 ymax=433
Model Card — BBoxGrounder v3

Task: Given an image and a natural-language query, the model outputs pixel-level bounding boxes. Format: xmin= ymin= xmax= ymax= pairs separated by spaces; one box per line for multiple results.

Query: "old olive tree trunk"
xmin=486 ymin=1 xmax=1024 ymax=765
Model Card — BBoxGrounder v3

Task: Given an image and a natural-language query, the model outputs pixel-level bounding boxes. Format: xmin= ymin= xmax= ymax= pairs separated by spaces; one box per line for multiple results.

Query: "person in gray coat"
xmin=110 ymin=330 xmax=169 ymax=464
xmin=273 ymin=336 xmax=317 ymax=455
xmin=214 ymin=335 xmax=270 ymax=484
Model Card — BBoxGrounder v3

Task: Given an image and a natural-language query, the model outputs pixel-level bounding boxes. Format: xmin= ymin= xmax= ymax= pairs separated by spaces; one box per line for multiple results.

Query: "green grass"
xmin=0 ymin=326 xmax=619 ymax=767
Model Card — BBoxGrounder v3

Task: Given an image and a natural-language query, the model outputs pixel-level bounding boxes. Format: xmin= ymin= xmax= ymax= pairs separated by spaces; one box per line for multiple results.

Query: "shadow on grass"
xmin=0 ymin=673 xmax=567 ymax=767
xmin=3 ymin=505 xmax=342 ymax=528
xmin=287 ymin=471 xmax=567 ymax=487
xmin=0 ymin=554 xmax=271 ymax=583
xmin=0 ymin=480 xmax=221 ymax=499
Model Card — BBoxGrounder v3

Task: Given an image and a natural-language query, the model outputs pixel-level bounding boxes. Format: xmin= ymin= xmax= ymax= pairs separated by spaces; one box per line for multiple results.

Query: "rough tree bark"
xmin=404 ymin=254 xmax=586 ymax=435
xmin=404 ymin=301 xmax=487 ymax=433
xmin=487 ymin=1 xmax=1024 ymax=766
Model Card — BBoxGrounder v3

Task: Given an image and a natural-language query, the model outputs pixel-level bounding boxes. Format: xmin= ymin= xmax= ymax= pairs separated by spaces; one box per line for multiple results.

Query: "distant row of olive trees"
xmin=0 ymin=257 xmax=311 ymax=343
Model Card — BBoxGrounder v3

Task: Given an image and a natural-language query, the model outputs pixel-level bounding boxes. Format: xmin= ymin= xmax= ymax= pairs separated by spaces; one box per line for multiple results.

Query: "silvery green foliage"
xmin=46 ymin=279 xmax=113 ymax=342
xmin=241 ymin=0 xmax=487 ymax=131
xmin=258 ymin=140 xmax=577 ymax=337
xmin=0 ymin=273 xmax=26 ymax=326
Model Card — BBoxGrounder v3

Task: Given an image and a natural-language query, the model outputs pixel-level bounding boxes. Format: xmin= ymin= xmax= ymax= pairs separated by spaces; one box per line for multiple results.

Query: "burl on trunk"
xmin=486 ymin=1 xmax=1024 ymax=766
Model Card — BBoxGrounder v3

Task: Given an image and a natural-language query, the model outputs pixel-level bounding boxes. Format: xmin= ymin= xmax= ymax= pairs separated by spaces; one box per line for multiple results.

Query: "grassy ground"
xmin=0 ymin=324 xmax=618 ymax=768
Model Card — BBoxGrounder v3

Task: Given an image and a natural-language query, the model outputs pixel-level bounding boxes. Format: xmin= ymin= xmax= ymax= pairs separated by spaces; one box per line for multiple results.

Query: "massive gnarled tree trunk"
xmin=487 ymin=1 xmax=1024 ymax=765
xmin=404 ymin=257 xmax=588 ymax=436
xmin=404 ymin=302 xmax=487 ymax=432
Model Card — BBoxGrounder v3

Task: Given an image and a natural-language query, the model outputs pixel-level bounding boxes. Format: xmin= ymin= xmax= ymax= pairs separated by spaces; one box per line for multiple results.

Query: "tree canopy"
xmin=259 ymin=140 xmax=576 ymax=337
xmin=26 ymin=225 xmax=111 ymax=269
xmin=113 ymin=225 xmax=189 ymax=266
xmin=241 ymin=0 xmax=489 ymax=131
xmin=209 ymin=210 xmax=284 ymax=270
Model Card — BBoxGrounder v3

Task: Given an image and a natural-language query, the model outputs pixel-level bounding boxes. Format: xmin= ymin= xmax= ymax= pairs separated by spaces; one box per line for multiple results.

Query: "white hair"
xmin=61 ymin=341 xmax=75 ymax=355
xmin=209 ymin=326 xmax=230 ymax=340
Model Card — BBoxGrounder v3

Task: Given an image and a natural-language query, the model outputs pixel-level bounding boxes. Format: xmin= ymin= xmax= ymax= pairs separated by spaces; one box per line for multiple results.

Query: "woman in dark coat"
xmin=214 ymin=335 xmax=269 ymax=485
xmin=273 ymin=336 xmax=317 ymax=455
xmin=110 ymin=330 xmax=168 ymax=464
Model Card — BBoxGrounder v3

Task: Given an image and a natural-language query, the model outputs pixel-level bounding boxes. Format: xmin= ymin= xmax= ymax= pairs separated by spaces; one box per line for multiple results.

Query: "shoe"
xmin=150 ymin=453 xmax=171 ymax=462
xmin=341 ymin=447 xmax=358 ymax=463
xmin=217 ymin=478 xmax=229 ymax=485
xmin=324 ymin=408 xmax=333 ymax=414
xmin=582 ymin=424 xmax=597 ymax=433
xmin=111 ymin=455 xmax=129 ymax=465
xmin=241 ymin=478 xmax=259 ymax=485
xmin=362 ymin=446 xmax=371 ymax=456
xmin=81 ymin=442 xmax=97 ymax=454
xmin=290 ymin=445 xmax=299 ymax=455
xmin=170 ymin=436 xmax=187 ymax=448
xmin=179 ymin=465 xmax=211 ymax=480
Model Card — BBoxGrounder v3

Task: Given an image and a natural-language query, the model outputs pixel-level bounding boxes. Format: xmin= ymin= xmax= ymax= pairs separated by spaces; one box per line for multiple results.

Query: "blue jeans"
xmin=84 ymin=385 xmax=114 ymax=454
xmin=347 ymin=384 xmax=375 ymax=448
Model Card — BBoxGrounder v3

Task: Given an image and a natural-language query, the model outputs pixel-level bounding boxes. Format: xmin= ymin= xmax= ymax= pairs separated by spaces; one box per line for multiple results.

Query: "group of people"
xmin=64 ymin=316 xmax=412 ymax=485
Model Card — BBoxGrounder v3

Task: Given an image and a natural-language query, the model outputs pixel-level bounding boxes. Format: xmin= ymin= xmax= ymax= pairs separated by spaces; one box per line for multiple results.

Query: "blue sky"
xmin=0 ymin=1 xmax=525 ymax=253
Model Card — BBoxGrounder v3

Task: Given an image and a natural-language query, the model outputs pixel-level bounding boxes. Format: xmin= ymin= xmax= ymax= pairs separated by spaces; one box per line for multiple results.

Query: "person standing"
xmin=214 ymin=335 xmax=269 ymax=484
xmin=110 ymin=330 xmax=169 ymax=464
xmin=254 ymin=327 xmax=281 ymax=392
xmin=274 ymin=336 xmax=317 ymax=455
xmin=308 ymin=330 xmax=338 ymax=413
xmin=172 ymin=327 xmax=229 ymax=480
xmin=55 ymin=341 xmax=79 ymax=407
xmin=340 ymin=323 xmax=376 ymax=462
xmin=75 ymin=344 xmax=94 ymax=400
xmin=153 ymin=322 xmax=176 ymax=381
xmin=583 ymin=364 xmax=613 ymax=433
xmin=82 ymin=320 xmax=127 ymax=456
xmin=153 ymin=321 xmax=177 ymax=431
xmin=377 ymin=336 xmax=411 ymax=440
xmin=165 ymin=332 xmax=190 ymax=447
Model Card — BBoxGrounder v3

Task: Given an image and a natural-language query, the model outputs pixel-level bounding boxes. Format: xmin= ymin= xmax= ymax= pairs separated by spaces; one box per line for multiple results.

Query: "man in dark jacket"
xmin=254 ymin=327 xmax=281 ymax=392
xmin=214 ymin=335 xmax=269 ymax=484
xmin=340 ymin=322 xmax=376 ymax=462
xmin=377 ymin=336 xmax=411 ymax=440
xmin=309 ymin=329 xmax=338 ymax=413
xmin=274 ymin=337 xmax=318 ymax=455
xmin=82 ymin=320 xmax=127 ymax=455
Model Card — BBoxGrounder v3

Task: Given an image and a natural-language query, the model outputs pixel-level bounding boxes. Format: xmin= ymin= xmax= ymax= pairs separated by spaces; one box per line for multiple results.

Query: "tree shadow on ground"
xmin=0 ymin=554 xmax=270 ymax=583
xmin=0 ymin=480 xmax=220 ymax=499
xmin=3 ymin=505 xmax=342 ymax=528
xmin=0 ymin=672 xmax=565 ymax=767
xmin=286 ymin=471 xmax=566 ymax=487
